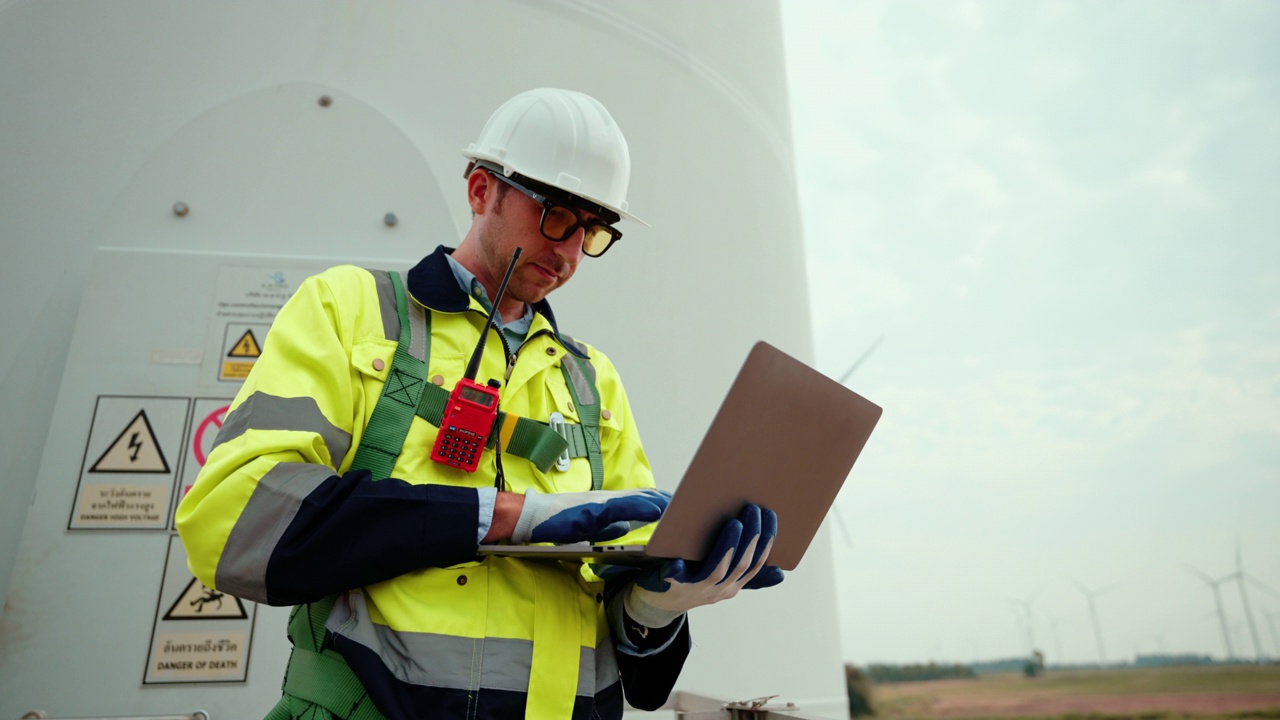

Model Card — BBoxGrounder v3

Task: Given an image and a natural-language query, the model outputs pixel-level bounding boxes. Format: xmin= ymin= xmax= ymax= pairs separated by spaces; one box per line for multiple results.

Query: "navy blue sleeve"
xmin=264 ymin=469 xmax=480 ymax=606
xmin=616 ymin=619 xmax=692 ymax=710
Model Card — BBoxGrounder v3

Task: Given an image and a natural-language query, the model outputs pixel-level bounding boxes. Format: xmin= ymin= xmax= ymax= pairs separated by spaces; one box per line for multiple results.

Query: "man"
xmin=177 ymin=88 xmax=782 ymax=720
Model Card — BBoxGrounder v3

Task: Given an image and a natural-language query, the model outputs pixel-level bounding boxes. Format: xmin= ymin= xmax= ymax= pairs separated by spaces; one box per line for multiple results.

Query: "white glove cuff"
xmin=624 ymin=586 xmax=684 ymax=629
xmin=510 ymin=489 xmax=542 ymax=544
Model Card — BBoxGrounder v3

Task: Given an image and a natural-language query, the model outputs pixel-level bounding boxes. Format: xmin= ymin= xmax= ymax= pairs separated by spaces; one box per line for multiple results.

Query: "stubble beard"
xmin=478 ymin=223 xmax=563 ymax=308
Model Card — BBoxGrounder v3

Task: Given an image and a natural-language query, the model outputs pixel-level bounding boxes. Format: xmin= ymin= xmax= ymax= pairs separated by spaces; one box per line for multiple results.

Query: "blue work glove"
xmin=622 ymin=503 xmax=784 ymax=629
xmin=511 ymin=488 xmax=670 ymax=545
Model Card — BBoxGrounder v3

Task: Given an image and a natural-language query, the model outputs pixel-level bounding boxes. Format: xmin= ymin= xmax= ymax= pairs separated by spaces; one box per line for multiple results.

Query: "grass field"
xmin=870 ymin=664 xmax=1280 ymax=720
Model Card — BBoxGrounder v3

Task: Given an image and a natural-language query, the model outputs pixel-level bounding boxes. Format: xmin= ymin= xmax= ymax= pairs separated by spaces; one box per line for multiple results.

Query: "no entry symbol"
xmin=193 ymin=405 xmax=230 ymax=466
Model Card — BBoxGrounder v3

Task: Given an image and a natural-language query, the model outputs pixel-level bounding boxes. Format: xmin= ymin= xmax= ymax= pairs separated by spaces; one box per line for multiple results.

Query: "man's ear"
xmin=467 ymin=169 xmax=497 ymax=215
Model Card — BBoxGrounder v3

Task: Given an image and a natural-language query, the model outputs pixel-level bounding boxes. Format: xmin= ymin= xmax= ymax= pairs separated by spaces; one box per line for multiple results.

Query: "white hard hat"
xmin=463 ymin=88 xmax=645 ymax=225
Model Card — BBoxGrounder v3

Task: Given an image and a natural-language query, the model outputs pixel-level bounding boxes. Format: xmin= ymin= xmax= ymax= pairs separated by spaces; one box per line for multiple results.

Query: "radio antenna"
xmin=464 ymin=247 xmax=522 ymax=382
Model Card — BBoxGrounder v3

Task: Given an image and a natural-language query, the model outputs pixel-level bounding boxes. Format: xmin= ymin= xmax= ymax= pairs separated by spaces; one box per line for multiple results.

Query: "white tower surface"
xmin=0 ymin=2 xmax=847 ymax=718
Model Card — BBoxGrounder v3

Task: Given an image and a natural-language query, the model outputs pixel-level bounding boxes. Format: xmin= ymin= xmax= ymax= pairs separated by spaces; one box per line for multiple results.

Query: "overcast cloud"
xmin=781 ymin=0 xmax=1280 ymax=664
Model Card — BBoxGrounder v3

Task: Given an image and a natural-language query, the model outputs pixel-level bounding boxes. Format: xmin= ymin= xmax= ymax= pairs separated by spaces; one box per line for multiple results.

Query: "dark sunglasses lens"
xmin=541 ymin=206 xmax=579 ymax=240
xmin=582 ymin=226 xmax=617 ymax=256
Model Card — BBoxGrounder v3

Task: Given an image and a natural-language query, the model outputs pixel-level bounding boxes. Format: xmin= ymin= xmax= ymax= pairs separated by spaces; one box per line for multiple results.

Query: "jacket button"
xmin=432 ymin=375 xmax=444 ymax=386
xmin=567 ymin=401 xmax=575 ymax=413
xmin=546 ymin=347 xmax=557 ymax=356
xmin=601 ymin=409 xmax=612 ymax=420
xmin=372 ymin=358 xmax=385 ymax=372
xmin=456 ymin=575 xmax=468 ymax=586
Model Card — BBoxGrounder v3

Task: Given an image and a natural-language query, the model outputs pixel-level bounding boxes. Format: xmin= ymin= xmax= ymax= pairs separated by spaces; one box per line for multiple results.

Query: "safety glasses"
xmin=478 ymin=162 xmax=623 ymax=257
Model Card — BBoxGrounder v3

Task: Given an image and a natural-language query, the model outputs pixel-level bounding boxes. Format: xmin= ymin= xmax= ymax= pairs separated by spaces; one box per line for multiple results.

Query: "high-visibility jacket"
xmin=176 ymin=246 xmax=690 ymax=719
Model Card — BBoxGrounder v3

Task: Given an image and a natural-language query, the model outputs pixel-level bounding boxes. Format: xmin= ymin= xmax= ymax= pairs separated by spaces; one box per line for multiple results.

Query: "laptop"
xmin=478 ymin=341 xmax=882 ymax=571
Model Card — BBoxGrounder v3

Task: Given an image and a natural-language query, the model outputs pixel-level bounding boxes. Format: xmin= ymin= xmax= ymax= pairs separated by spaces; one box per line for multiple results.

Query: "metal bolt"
xmin=173 ymin=202 xmax=189 ymax=218
xmin=384 ymin=212 xmax=398 ymax=227
xmin=319 ymin=95 xmax=333 ymax=107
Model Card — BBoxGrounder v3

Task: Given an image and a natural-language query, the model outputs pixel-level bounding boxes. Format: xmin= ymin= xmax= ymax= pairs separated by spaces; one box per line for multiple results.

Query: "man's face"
xmin=476 ymin=173 xmax=592 ymax=306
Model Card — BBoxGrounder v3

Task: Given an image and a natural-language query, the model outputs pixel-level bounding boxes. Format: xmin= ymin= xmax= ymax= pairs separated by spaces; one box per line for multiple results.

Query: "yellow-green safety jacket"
xmin=176 ymin=246 xmax=690 ymax=719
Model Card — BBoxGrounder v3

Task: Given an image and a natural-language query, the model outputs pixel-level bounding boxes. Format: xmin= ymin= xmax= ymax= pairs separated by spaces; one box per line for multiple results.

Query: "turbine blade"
xmin=1184 ymin=564 xmax=1215 ymax=585
xmin=1245 ymin=574 xmax=1280 ymax=599
xmin=837 ymin=335 xmax=885 ymax=385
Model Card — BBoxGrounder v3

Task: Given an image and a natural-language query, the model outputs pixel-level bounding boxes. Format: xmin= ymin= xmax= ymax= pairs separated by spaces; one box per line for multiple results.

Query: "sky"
xmin=780 ymin=0 xmax=1280 ymax=666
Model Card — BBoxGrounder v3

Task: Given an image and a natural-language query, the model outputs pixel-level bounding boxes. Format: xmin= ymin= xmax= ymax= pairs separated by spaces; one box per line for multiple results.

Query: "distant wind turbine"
xmin=1071 ymin=579 xmax=1117 ymax=665
xmin=1186 ymin=564 xmax=1237 ymax=660
xmin=1007 ymin=593 xmax=1038 ymax=654
xmin=829 ymin=336 xmax=885 ymax=549
xmin=1044 ymin=610 xmax=1065 ymax=663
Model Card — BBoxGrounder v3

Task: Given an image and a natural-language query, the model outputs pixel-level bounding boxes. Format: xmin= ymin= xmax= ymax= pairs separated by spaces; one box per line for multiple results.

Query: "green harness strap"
xmin=266 ymin=597 xmax=385 ymax=720
xmin=348 ymin=272 xmax=428 ymax=482
xmin=558 ymin=348 xmax=605 ymax=490
xmin=414 ymin=382 xmax=582 ymax=473
xmin=271 ymin=270 xmax=605 ymax=719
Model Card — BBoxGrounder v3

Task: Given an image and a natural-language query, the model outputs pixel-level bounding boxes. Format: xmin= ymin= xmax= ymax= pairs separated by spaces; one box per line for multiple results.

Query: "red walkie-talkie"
xmin=430 ymin=248 xmax=521 ymax=472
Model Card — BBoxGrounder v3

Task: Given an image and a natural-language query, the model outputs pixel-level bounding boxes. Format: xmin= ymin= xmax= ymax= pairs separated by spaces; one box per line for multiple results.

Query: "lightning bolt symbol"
xmin=128 ymin=432 xmax=143 ymax=461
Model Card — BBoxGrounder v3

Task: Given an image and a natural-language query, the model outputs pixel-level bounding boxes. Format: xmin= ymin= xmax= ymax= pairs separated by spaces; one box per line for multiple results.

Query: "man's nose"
xmin=551 ymin=226 xmax=586 ymax=262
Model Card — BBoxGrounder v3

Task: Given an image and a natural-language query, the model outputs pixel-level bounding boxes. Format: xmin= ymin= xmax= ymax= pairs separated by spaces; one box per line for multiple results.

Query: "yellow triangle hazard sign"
xmin=90 ymin=410 xmax=171 ymax=474
xmin=228 ymin=329 xmax=261 ymax=358
xmin=164 ymin=578 xmax=248 ymax=620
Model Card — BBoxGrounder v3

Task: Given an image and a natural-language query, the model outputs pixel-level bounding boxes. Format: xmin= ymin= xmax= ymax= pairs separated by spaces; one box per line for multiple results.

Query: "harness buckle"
xmin=548 ymin=412 xmax=572 ymax=472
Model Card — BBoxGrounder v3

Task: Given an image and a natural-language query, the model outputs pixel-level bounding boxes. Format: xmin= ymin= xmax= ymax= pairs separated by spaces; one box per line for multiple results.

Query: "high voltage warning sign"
xmin=89 ymin=409 xmax=170 ymax=473
xmin=219 ymin=323 xmax=269 ymax=382
xmin=228 ymin=329 xmax=261 ymax=358
xmin=70 ymin=396 xmax=189 ymax=530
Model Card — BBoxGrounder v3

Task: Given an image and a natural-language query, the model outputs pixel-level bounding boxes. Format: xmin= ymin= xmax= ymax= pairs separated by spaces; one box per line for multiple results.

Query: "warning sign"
xmin=192 ymin=403 xmax=231 ymax=467
xmin=228 ymin=329 xmax=261 ymax=358
xmin=146 ymin=534 xmax=256 ymax=684
xmin=71 ymin=396 xmax=190 ymax=530
xmin=169 ymin=398 xmax=233 ymax=530
xmin=164 ymin=578 xmax=248 ymax=620
xmin=203 ymin=264 xmax=312 ymax=386
xmin=89 ymin=409 xmax=171 ymax=473
xmin=219 ymin=323 xmax=270 ymax=381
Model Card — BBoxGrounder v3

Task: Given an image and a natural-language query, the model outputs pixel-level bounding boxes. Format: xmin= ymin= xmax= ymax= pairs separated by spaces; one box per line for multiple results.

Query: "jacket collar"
xmin=406 ymin=245 xmax=588 ymax=358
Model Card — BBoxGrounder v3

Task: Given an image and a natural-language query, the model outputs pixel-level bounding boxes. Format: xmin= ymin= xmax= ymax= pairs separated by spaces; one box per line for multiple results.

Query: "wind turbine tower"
xmin=1266 ymin=610 xmax=1280 ymax=660
xmin=1233 ymin=539 xmax=1265 ymax=660
xmin=1045 ymin=610 xmax=1065 ymax=663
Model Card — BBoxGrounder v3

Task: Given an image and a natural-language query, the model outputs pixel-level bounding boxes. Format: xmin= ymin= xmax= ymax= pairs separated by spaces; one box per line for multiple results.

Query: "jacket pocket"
xmin=365 ymin=562 xmax=490 ymax=638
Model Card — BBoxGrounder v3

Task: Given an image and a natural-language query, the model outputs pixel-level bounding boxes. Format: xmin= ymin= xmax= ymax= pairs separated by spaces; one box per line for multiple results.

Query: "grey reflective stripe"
xmin=369 ymin=269 xmax=400 ymax=343
xmin=408 ymin=295 xmax=427 ymax=362
xmin=213 ymin=392 xmax=352 ymax=469
xmin=562 ymin=357 xmax=597 ymax=406
xmin=370 ymin=268 xmax=426 ymax=360
xmin=329 ymin=592 xmax=614 ymax=695
xmin=558 ymin=331 xmax=591 ymax=360
xmin=590 ymin=633 xmax=620 ymax=694
xmin=216 ymin=461 xmax=335 ymax=603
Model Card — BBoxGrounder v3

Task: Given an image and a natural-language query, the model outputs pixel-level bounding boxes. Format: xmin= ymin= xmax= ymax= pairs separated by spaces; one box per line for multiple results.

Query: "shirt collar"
xmin=444 ymin=253 xmax=533 ymax=336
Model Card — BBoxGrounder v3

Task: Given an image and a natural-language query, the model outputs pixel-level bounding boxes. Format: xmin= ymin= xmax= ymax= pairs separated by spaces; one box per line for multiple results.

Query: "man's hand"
xmin=511 ymin=488 xmax=670 ymax=545
xmin=623 ymin=503 xmax=784 ymax=629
